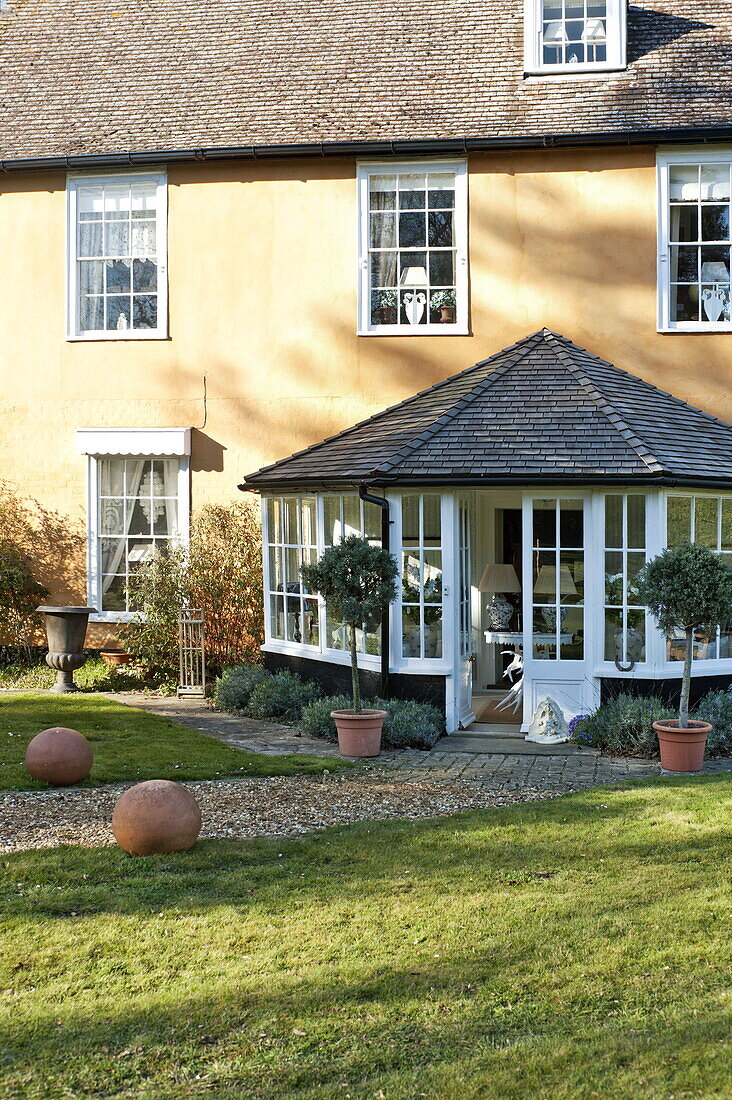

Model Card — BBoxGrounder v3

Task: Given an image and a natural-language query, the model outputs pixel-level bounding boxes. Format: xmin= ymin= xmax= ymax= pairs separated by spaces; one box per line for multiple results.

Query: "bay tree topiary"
xmin=636 ymin=543 xmax=732 ymax=728
xmin=301 ymin=535 xmax=398 ymax=714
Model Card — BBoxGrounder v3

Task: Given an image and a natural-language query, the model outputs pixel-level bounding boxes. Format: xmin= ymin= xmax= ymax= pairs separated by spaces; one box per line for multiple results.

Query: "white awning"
xmin=76 ymin=427 xmax=192 ymax=457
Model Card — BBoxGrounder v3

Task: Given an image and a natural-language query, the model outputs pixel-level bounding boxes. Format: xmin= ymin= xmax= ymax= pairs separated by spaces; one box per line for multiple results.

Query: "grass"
xmin=0 ymin=694 xmax=341 ymax=789
xmin=1 ymin=776 xmax=731 ymax=1098
xmin=0 ymin=656 xmax=172 ymax=694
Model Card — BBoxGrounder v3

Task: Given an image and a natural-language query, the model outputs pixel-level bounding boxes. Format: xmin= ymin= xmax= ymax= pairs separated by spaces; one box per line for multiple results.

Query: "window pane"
xmin=671 ymin=283 xmax=699 ymax=322
xmin=133 ymin=295 xmax=158 ymax=329
xmin=269 ymin=545 xmax=283 ymax=591
xmin=267 ymin=497 xmax=282 ymax=544
xmin=369 ymin=175 xmax=396 ymax=210
xmin=402 ymin=605 xmax=421 ymax=657
xmin=80 ymin=261 xmax=104 ymax=295
xmin=669 ymin=205 xmax=698 ymax=243
xmin=270 ymin=594 xmax=285 ymax=640
xmin=324 ymin=497 xmax=341 ymax=545
xmin=560 ymin=500 xmax=583 ymax=547
xmin=106 ymin=296 xmax=131 ymax=331
xmin=670 ymin=165 xmax=699 ymax=202
xmin=605 ymin=495 xmax=623 ymax=548
xmin=424 ymin=610 xmax=442 ymax=658
xmin=423 ymin=495 xmax=441 ymax=544
xmin=423 ymin=549 xmax=442 ymax=602
xmin=371 ymin=251 xmax=397 ymax=288
xmin=326 ymin=605 xmax=346 ymax=650
xmin=605 ymin=551 xmax=623 ymax=604
xmin=370 ymin=212 xmax=396 ymax=250
xmin=301 ymin=497 xmax=317 ymax=547
xmin=627 ymin=608 xmax=646 ymax=662
xmin=402 ymin=550 xmax=421 ymax=603
xmin=102 ymin=575 xmax=127 ymax=613
xmin=694 ymin=497 xmax=718 ymax=547
xmin=701 ymin=206 xmax=730 ymax=241
xmin=399 ymin=212 xmax=426 ymax=248
xmin=428 ymin=211 xmax=453 ymax=247
xmin=343 ymin=495 xmax=360 ymax=537
xmin=80 ymin=296 xmax=104 ymax=331
xmin=283 ymin=497 xmax=298 ymax=544
xmin=627 ymin=496 xmax=646 ymax=548
xmin=627 ymin=552 xmax=646 ymax=602
xmin=399 ymin=174 xmax=426 ymax=209
xmin=667 ymin=497 xmax=691 ymax=546
xmin=133 ymin=259 xmax=157 ymax=292
xmin=561 ymin=606 xmax=584 ymax=660
xmin=560 ymin=550 xmax=583 ymax=602
xmin=106 ymin=260 xmax=131 ymax=294
xmin=670 ymin=245 xmax=699 ymax=282
xmin=604 ymin=607 xmax=623 ymax=661
xmin=533 ymin=607 xmax=556 ymax=659
xmin=99 ymin=459 xmax=124 ymax=497
xmin=99 ymin=498 xmax=124 ymax=536
xmin=303 ymin=599 xmax=319 ymax=646
xmin=722 ymin=500 xmax=732 ymax=551
xmin=401 ymin=496 xmax=420 ymax=546
xmin=533 ymin=499 xmax=556 ymax=547
xmin=131 ymin=220 xmax=156 ymax=258
xmin=363 ymin=500 xmax=382 ymax=543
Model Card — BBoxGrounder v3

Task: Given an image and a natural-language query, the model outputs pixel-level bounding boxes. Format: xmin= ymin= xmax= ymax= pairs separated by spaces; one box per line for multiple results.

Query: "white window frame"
xmin=357 ymin=160 xmax=469 ymax=336
xmin=76 ymin=428 xmax=190 ymax=623
xmin=66 ymin=171 xmax=168 ymax=341
xmin=523 ymin=0 xmax=626 ymax=75
xmin=657 ymin=147 xmax=732 ymax=333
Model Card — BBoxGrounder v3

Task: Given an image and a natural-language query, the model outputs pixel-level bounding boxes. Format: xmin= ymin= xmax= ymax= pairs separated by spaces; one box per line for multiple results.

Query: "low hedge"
xmin=300 ymin=694 xmax=445 ymax=750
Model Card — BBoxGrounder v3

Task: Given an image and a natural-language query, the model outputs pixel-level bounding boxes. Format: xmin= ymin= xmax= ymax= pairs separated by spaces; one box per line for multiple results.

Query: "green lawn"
xmin=1 ymin=777 xmax=730 ymax=1099
xmin=0 ymin=694 xmax=339 ymax=788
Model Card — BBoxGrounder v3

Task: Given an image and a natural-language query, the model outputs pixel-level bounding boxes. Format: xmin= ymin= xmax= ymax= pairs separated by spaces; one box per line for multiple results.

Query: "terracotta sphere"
xmin=112 ymin=780 xmax=202 ymax=856
xmin=24 ymin=726 xmax=93 ymax=785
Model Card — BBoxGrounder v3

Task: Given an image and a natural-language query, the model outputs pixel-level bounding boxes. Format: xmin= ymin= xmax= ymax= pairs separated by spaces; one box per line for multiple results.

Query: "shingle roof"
xmin=240 ymin=330 xmax=732 ymax=489
xmin=0 ymin=0 xmax=731 ymax=164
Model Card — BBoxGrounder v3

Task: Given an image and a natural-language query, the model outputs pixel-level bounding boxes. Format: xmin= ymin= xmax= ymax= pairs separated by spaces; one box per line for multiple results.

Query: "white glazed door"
xmin=521 ymin=493 xmax=598 ymax=727
xmin=457 ymin=496 xmax=475 ymax=727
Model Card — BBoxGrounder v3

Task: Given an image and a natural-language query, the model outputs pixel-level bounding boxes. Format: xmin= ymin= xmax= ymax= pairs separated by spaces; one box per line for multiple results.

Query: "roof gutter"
xmin=6 ymin=125 xmax=732 ymax=174
xmin=242 ymin=474 xmax=732 ymax=491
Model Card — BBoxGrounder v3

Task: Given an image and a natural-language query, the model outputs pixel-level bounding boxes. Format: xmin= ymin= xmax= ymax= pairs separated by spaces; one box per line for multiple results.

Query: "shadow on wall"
xmin=0 ymin=480 xmax=86 ymax=623
xmin=627 ymin=6 xmax=712 ymax=64
xmin=191 ymin=430 xmax=226 ymax=473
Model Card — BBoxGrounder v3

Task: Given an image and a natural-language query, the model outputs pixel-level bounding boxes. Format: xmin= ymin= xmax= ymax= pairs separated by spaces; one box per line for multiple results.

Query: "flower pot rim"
xmin=37 ymin=605 xmax=97 ymax=615
xmin=652 ymin=719 xmax=713 ymax=736
xmin=330 ymin=709 xmax=387 ymax=720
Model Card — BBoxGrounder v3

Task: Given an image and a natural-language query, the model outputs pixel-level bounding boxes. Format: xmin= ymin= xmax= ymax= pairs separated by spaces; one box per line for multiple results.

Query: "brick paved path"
xmin=114 ymin=694 xmax=732 ymax=793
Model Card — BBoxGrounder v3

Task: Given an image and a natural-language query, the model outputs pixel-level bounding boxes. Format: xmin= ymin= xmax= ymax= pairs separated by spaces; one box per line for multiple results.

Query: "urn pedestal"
xmin=37 ymin=606 xmax=97 ymax=693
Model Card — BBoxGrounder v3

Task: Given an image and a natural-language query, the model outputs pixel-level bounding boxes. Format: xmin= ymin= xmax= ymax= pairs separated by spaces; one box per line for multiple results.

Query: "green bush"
xmin=693 ymin=690 xmax=732 ymax=756
xmin=376 ymin=697 xmax=445 ymax=750
xmin=246 ymin=670 xmax=320 ymax=724
xmin=299 ymin=694 xmax=352 ymax=742
xmin=300 ymin=694 xmax=445 ymax=750
xmin=572 ymin=694 xmax=669 ymax=757
xmin=214 ymin=663 xmax=268 ymax=713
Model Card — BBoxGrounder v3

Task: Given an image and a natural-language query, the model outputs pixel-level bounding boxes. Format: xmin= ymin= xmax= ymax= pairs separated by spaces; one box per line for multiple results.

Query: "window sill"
xmin=523 ymin=65 xmax=626 ymax=80
xmin=67 ymin=330 xmax=168 ymax=342
xmin=358 ymin=325 xmax=469 ymax=337
xmin=262 ymin=641 xmax=381 ymax=671
xmin=89 ymin=612 xmax=138 ymax=625
xmin=659 ymin=323 xmax=732 ymax=335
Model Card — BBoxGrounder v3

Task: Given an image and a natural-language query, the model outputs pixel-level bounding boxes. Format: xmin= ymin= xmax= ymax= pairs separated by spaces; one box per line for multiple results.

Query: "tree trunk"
xmin=349 ymin=622 xmax=361 ymax=715
xmin=679 ymin=627 xmax=693 ymax=729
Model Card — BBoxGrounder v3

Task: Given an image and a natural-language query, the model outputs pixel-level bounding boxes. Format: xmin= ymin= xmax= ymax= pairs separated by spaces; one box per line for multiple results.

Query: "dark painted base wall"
xmin=601 ymin=674 xmax=732 ymax=708
xmin=264 ymin=651 xmax=447 ymax=709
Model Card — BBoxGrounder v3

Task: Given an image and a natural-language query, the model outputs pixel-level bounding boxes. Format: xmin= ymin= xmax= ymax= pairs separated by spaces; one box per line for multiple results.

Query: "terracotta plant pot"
xmin=331 ymin=709 xmax=386 ymax=758
xmin=439 ymin=305 xmax=456 ymax=323
xmin=100 ymin=650 xmax=134 ymax=668
xmin=652 ymin=719 xmax=711 ymax=773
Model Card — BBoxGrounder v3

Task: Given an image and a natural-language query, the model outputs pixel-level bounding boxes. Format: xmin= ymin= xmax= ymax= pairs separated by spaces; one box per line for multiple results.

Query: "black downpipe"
xmin=359 ymin=483 xmax=391 ymax=698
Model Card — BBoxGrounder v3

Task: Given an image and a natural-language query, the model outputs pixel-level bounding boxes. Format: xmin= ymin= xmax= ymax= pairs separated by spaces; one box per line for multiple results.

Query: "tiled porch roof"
xmin=240 ymin=330 xmax=732 ymax=490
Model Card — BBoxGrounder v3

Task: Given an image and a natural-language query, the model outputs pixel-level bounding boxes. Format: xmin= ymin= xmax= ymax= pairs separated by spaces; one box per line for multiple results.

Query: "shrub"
xmin=214 ymin=663 xmax=268 ymax=713
xmin=300 ymin=694 xmax=445 ymax=750
xmin=300 ymin=695 xmax=352 ymax=742
xmin=121 ymin=500 xmax=264 ymax=679
xmin=572 ymin=694 xmax=669 ymax=757
xmin=375 ymin=697 xmax=445 ymax=750
xmin=694 ymin=690 xmax=732 ymax=756
xmin=0 ymin=545 xmax=49 ymax=651
xmin=246 ymin=670 xmax=320 ymax=724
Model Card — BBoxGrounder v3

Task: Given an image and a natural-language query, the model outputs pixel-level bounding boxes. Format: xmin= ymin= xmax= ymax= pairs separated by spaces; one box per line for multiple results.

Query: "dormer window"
xmin=524 ymin=0 xmax=626 ymax=74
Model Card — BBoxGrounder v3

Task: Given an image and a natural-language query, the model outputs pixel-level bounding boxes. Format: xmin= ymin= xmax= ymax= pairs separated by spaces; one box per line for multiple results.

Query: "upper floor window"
xmin=357 ymin=161 xmax=468 ymax=335
xmin=67 ymin=172 xmax=168 ymax=340
xmin=657 ymin=151 xmax=732 ymax=332
xmin=524 ymin=0 xmax=626 ymax=74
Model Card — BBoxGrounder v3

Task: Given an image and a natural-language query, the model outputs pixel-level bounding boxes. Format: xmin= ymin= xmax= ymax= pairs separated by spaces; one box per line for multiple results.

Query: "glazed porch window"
xmin=358 ymin=162 xmax=467 ymax=334
xmin=67 ymin=173 xmax=167 ymax=339
xmin=323 ymin=493 xmax=382 ymax=655
xmin=98 ymin=457 xmax=181 ymax=614
xmin=604 ymin=494 xmax=647 ymax=664
xmin=266 ymin=496 xmax=319 ymax=647
xmin=665 ymin=495 xmax=732 ymax=660
xmin=531 ymin=499 xmax=584 ymax=660
xmin=401 ymin=494 xmax=443 ymax=659
xmin=667 ymin=163 xmax=732 ymax=327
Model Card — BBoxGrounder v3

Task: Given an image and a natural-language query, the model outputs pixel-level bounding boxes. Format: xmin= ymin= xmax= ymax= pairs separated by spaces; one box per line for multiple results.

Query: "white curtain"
xmin=100 ymin=458 xmax=145 ymax=593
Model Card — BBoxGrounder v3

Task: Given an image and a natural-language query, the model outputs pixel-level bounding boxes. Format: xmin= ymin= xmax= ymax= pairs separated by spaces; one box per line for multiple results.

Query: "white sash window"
xmin=524 ymin=0 xmax=625 ymax=74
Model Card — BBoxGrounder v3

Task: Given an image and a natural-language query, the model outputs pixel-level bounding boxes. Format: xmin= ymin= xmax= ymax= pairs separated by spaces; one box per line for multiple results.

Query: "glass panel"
xmin=153 ymin=499 xmax=177 ymax=537
xmin=285 ymin=547 xmax=300 ymax=591
xmin=669 ymin=165 xmax=699 ymax=202
xmin=99 ymin=498 xmax=124 ymax=536
xmin=423 ymin=496 xmax=441 ymax=544
xmin=78 ymin=185 xmax=105 ymax=217
xmin=133 ymin=296 xmax=158 ymax=329
xmin=269 ymin=594 xmax=285 ymax=640
xmin=128 ymin=499 xmax=151 ymax=537
xmin=105 ymin=260 xmax=131 ymax=294
xmin=133 ymin=259 xmax=157 ymax=292
xmin=533 ymin=499 xmax=556 ymax=547
xmin=561 ymin=607 xmax=584 ymax=660
xmin=533 ymin=550 xmax=556 ymax=599
xmin=285 ymin=596 xmax=301 ymax=642
xmin=428 ymin=211 xmax=453 ymax=247
xmin=106 ymin=296 xmax=131 ymax=331
xmin=533 ymin=607 xmax=556 ymax=660
xmin=626 ymin=608 xmax=646 ymax=663
xmin=283 ymin=497 xmax=298 ymax=544
xmin=399 ymin=174 xmax=427 ymax=209
xmin=79 ymin=221 xmax=103 ymax=257
xmin=80 ymin=295 xmax=104 ymax=331
xmin=429 ymin=251 xmax=455 ymax=287
xmin=605 ymin=495 xmax=623 ymax=548
xmin=363 ymin=500 xmax=382 ymax=544
xmin=423 ymin=609 xmax=442 ymax=659
xmin=102 ymin=575 xmax=127 ymax=613
xmin=560 ymin=550 xmax=583 ymax=603
xmin=80 ymin=260 xmax=104 ymax=295
xmin=694 ymin=497 xmax=719 ymax=548
xmin=268 ymin=545 xmax=283 ymax=591
xmin=324 ymin=496 xmax=341 ymax=546
xmin=343 ymin=495 xmax=360 ymax=537
xmin=131 ymin=220 xmax=156 ymax=258
xmin=303 ymin=599 xmax=319 ymax=647
xmin=627 ymin=552 xmax=646 ymax=602
xmin=325 ymin=605 xmax=346 ymax=650
xmin=722 ymin=500 xmax=732 ymax=551
xmin=667 ymin=496 xmax=691 ymax=546
xmin=402 ymin=605 xmax=422 ymax=658
xmin=402 ymin=550 xmax=421 ymax=603
xmin=560 ymin=500 xmax=583 ymax=546
xmin=605 ymin=551 xmax=623 ymax=604
xmin=99 ymin=459 xmax=124 ymax=497
xmin=701 ymin=206 xmax=730 ymax=241
xmin=423 ymin=549 xmax=443 ymax=602
xmin=267 ymin=497 xmax=282 ymax=544
xmin=627 ymin=495 xmax=646 ymax=548
xmin=701 ymin=165 xmax=731 ymax=201
xmin=401 ymin=496 xmax=420 ymax=546
xmin=670 ymin=245 xmax=699 ymax=282
xmin=604 ymin=607 xmax=623 ymax=662
xmin=399 ymin=212 xmax=426 ymax=248
xmin=301 ymin=497 xmax=317 ymax=546
xmin=671 ymin=283 xmax=699 ymax=322
xmin=369 ymin=175 xmax=396 ymax=210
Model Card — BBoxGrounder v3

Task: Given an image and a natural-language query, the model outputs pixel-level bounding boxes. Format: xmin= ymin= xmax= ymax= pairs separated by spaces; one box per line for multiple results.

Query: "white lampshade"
xmin=543 ymin=20 xmax=567 ymax=43
xmin=701 ymin=261 xmax=730 ymax=284
xmin=478 ymin=563 xmax=521 ymax=593
xmin=583 ymin=18 xmax=606 ymax=41
xmin=400 ymin=265 xmax=428 ymax=287
xmin=533 ymin=564 xmax=577 ymax=596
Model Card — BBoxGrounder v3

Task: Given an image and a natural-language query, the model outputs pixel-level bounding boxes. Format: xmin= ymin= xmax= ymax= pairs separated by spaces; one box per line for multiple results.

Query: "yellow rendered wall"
xmin=0 ymin=146 xmax=730 ymax=639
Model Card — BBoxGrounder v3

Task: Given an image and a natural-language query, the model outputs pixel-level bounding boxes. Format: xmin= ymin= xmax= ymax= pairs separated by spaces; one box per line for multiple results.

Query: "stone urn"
xmin=37 ymin=605 xmax=97 ymax=693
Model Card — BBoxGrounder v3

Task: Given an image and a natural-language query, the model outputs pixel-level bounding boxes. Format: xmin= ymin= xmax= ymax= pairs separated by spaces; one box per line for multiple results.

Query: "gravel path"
xmin=0 ymin=774 xmax=568 ymax=854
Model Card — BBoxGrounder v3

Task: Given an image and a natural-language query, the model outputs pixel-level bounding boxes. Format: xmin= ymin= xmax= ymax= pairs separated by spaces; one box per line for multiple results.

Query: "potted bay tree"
xmin=301 ymin=534 xmax=398 ymax=757
xmin=636 ymin=543 xmax=732 ymax=772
